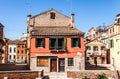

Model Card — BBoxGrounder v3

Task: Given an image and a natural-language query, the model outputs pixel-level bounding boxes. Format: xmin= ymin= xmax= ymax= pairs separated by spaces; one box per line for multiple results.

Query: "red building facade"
xmin=28 ymin=9 xmax=85 ymax=72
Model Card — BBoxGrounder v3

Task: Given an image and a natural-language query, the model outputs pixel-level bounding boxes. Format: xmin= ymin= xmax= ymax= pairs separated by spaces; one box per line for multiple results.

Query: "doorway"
xmin=50 ymin=59 xmax=57 ymax=72
xmin=59 ymin=58 xmax=65 ymax=72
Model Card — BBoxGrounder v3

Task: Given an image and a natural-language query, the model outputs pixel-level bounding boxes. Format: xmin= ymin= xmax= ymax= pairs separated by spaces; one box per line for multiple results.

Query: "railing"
xmin=50 ymin=47 xmax=66 ymax=52
xmin=86 ymin=50 xmax=106 ymax=56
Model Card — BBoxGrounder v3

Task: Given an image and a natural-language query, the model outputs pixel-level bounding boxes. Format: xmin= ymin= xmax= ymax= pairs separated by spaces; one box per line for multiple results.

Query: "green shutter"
xmin=64 ymin=38 xmax=66 ymax=50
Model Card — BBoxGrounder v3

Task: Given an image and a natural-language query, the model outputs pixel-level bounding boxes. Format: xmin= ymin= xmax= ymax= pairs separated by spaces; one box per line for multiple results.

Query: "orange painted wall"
xmin=17 ymin=44 xmax=27 ymax=57
xmin=30 ymin=36 xmax=85 ymax=57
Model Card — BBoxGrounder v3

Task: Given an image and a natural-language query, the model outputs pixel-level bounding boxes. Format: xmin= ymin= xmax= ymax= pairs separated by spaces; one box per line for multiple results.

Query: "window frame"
xmin=110 ymin=39 xmax=114 ymax=48
xmin=14 ymin=47 xmax=16 ymax=53
xmin=21 ymin=50 xmax=24 ymax=54
xmin=10 ymin=47 xmax=12 ymax=53
xmin=93 ymin=46 xmax=98 ymax=51
xmin=37 ymin=57 xmax=48 ymax=67
xmin=50 ymin=12 xmax=56 ymax=19
xmin=35 ymin=38 xmax=45 ymax=48
xmin=49 ymin=38 xmax=65 ymax=50
xmin=68 ymin=58 xmax=74 ymax=66
xmin=101 ymin=46 xmax=105 ymax=50
xmin=71 ymin=38 xmax=80 ymax=48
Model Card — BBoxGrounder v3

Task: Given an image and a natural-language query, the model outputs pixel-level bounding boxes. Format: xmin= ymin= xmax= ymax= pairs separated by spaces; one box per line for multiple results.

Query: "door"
xmin=50 ymin=59 xmax=57 ymax=72
xmin=59 ymin=58 xmax=65 ymax=72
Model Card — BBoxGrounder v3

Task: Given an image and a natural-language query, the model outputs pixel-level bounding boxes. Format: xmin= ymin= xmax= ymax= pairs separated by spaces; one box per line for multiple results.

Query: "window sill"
xmin=36 ymin=47 xmax=45 ymax=48
xmin=72 ymin=47 xmax=80 ymax=48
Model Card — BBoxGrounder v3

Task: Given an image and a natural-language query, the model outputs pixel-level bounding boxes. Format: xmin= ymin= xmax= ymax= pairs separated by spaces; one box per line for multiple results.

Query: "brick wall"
xmin=0 ymin=70 xmax=43 ymax=79
xmin=67 ymin=70 xmax=117 ymax=79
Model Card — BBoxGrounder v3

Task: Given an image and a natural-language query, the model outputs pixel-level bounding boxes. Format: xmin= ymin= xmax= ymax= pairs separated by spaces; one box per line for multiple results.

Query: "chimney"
xmin=27 ymin=15 xmax=32 ymax=33
xmin=115 ymin=13 xmax=120 ymax=24
xmin=27 ymin=14 xmax=32 ymax=22
xmin=71 ymin=13 xmax=75 ymax=28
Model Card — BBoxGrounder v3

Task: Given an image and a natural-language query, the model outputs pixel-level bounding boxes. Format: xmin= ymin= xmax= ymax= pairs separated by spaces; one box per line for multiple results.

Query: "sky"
xmin=0 ymin=0 xmax=120 ymax=40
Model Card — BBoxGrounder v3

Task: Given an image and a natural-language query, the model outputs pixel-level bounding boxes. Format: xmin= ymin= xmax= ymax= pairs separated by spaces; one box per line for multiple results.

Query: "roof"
xmin=31 ymin=26 xmax=84 ymax=36
xmin=8 ymin=40 xmax=26 ymax=45
xmin=31 ymin=8 xmax=70 ymax=19
xmin=116 ymin=13 xmax=120 ymax=17
xmin=88 ymin=27 xmax=95 ymax=32
xmin=85 ymin=39 xmax=106 ymax=46
xmin=0 ymin=23 xmax=4 ymax=27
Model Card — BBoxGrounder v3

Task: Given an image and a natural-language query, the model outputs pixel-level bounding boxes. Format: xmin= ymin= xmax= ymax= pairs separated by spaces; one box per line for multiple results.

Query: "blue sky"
xmin=0 ymin=0 xmax=120 ymax=40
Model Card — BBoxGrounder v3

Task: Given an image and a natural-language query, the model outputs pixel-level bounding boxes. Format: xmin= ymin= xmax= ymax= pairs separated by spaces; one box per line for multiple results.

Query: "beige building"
xmin=85 ymin=40 xmax=106 ymax=64
xmin=86 ymin=24 xmax=110 ymax=65
xmin=108 ymin=13 xmax=120 ymax=70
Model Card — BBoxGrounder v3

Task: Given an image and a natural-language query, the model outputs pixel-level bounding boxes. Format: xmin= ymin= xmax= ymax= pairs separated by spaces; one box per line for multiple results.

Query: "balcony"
xmin=86 ymin=50 xmax=106 ymax=57
xmin=50 ymin=46 xmax=66 ymax=52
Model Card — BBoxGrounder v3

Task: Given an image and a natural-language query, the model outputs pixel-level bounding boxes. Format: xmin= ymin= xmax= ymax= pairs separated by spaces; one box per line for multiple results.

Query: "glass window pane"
xmin=68 ymin=58 xmax=74 ymax=66
xmin=72 ymin=38 xmax=80 ymax=47
xmin=36 ymin=38 xmax=45 ymax=48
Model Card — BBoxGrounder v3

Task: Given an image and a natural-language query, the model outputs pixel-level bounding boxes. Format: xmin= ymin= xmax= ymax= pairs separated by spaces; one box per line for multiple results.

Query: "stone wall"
xmin=67 ymin=70 xmax=117 ymax=79
xmin=0 ymin=70 xmax=43 ymax=79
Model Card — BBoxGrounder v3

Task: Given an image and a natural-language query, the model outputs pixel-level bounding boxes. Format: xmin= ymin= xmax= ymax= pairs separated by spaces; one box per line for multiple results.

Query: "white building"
xmin=8 ymin=41 xmax=17 ymax=63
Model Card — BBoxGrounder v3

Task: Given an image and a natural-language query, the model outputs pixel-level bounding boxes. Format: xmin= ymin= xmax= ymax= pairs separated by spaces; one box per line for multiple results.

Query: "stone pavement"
xmin=85 ymin=63 xmax=112 ymax=70
xmin=43 ymin=72 xmax=72 ymax=79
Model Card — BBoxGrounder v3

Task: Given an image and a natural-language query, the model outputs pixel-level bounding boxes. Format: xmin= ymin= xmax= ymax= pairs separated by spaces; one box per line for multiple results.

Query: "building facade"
xmin=108 ymin=13 xmax=120 ymax=70
xmin=85 ymin=24 xmax=110 ymax=65
xmin=16 ymin=41 xmax=27 ymax=63
xmin=85 ymin=40 xmax=106 ymax=64
xmin=27 ymin=9 xmax=85 ymax=72
xmin=0 ymin=23 xmax=7 ymax=64
xmin=7 ymin=40 xmax=27 ymax=63
xmin=8 ymin=41 xmax=17 ymax=63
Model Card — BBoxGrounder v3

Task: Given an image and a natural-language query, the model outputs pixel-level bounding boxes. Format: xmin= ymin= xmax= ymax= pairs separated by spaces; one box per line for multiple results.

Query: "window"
xmin=21 ymin=56 xmax=23 ymax=59
xmin=22 ymin=46 xmax=24 ymax=48
xmin=10 ymin=47 xmax=12 ymax=53
xmin=118 ymin=19 xmax=120 ymax=23
xmin=36 ymin=38 xmax=45 ymax=48
xmin=110 ymin=39 xmax=114 ymax=48
xmin=9 ymin=55 xmax=11 ymax=59
xmin=21 ymin=50 xmax=24 ymax=54
xmin=87 ymin=57 xmax=89 ymax=60
xmin=113 ymin=27 xmax=114 ymax=32
xmin=101 ymin=46 xmax=105 ymax=50
xmin=86 ymin=46 xmax=91 ymax=50
xmin=68 ymin=58 xmax=74 ymax=66
xmin=18 ymin=45 xmax=20 ymax=48
xmin=14 ymin=55 xmax=16 ymax=59
xmin=49 ymin=38 xmax=65 ymax=50
xmin=17 ymin=56 xmax=19 ymax=59
xmin=37 ymin=57 xmax=48 ymax=67
xmin=93 ymin=46 xmax=98 ymax=51
xmin=50 ymin=12 xmax=55 ymax=19
xmin=14 ymin=47 xmax=16 ymax=53
xmin=18 ymin=50 xmax=19 ymax=54
xmin=110 ymin=29 xmax=111 ymax=33
xmin=71 ymin=38 xmax=80 ymax=47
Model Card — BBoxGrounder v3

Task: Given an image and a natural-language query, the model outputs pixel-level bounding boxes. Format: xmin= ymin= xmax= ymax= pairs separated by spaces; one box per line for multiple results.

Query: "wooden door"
xmin=51 ymin=59 xmax=57 ymax=72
